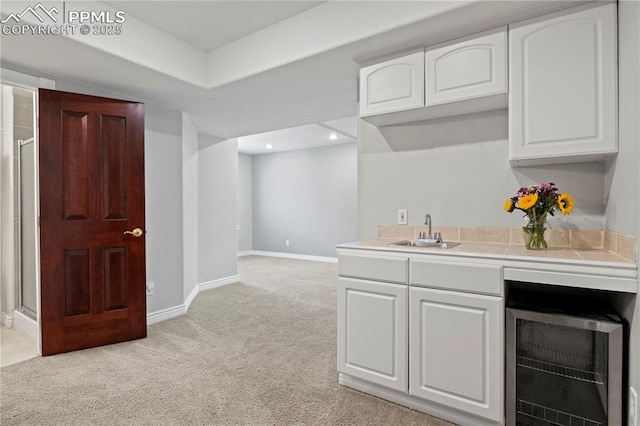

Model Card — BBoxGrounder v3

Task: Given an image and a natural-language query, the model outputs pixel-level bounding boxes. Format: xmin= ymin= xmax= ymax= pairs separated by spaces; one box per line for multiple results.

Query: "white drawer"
xmin=410 ymin=259 xmax=503 ymax=296
xmin=338 ymin=253 xmax=408 ymax=284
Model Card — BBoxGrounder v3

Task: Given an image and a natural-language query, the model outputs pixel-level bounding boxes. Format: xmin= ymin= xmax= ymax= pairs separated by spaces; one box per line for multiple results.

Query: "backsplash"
xmin=377 ymin=225 xmax=637 ymax=262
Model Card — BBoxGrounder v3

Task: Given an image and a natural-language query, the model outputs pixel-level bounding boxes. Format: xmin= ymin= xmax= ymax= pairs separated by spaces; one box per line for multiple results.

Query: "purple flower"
xmin=538 ymin=183 xmax=551 ymax=192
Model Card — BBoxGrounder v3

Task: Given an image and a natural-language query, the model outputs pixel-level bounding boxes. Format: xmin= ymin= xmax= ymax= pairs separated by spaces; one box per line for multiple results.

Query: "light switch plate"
xmin=397 ymin=209 xmax=408 ymax=225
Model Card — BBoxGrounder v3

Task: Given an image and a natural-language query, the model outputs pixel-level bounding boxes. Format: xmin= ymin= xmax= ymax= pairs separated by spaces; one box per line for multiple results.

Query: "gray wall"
xmin=143 ymin=105 xmax=185 ymax=313
xmin=358 ymin=110 xmax=606 ymax=240
xmin=238 ymin=153 xmax=253 ymax=252
xmin=252 ymin=143 xmax=358 ymax=258
xmin=608 ymin=0 xmax=640 ymax=399
xmin=182 ymin=115 xmax=199 ymax=300
xmin=198 ymin=137 xmax=238 ymax=283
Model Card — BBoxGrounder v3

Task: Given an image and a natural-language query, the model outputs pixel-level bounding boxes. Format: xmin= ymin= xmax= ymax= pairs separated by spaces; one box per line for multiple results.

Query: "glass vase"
xmin=523 ymin=216 xmax=548 ymax=250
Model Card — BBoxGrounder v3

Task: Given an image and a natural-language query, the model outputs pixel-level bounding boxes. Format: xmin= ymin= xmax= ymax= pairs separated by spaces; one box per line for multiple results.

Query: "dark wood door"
xmin=38 ymin=89 xmax=146 ymax=356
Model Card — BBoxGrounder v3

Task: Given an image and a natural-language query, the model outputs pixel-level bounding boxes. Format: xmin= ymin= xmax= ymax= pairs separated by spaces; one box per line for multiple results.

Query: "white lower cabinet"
xmin=337 ymin=251 xmax=505 ymax=424
xmin=409 ymin=286 xmax=504 ymax=423
xmin=337 ymin=277 xmax=408 ymax=392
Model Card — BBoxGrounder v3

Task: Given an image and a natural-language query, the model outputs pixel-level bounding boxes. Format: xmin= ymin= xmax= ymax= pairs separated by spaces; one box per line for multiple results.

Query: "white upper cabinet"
xmin=359 ymin=30 xmax=508 ymax=127
xmin=359 ymin=51 xmax=425 ymax=117
xmin=426 ymin=28 xmax=507 ymax=106
xmin=509 ymin=3 xmax=617 ymax=166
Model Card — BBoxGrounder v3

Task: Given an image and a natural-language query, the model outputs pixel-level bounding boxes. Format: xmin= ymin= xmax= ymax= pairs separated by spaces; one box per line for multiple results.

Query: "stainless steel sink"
xmin=388 ymin=239 xmax=460 ymax=249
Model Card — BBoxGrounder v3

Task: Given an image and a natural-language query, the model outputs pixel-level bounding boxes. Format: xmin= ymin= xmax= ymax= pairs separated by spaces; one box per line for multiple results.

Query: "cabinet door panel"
xmin=359 ymin=51 xmax=425 ymax=116
xmin=410 ymin=287 xmax=503 ymax=422
xmin=338 ymin=278 xmax=408 ymax=392
xmin=426 ymin=29 xmax=507 ymax=106
xmin=509 ymin=3 xmax=617 ymax=165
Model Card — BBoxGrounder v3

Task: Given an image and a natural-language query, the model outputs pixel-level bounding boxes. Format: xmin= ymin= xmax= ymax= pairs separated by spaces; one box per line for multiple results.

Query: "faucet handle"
xmin=433 ymin=232 xmax=442 ymax=242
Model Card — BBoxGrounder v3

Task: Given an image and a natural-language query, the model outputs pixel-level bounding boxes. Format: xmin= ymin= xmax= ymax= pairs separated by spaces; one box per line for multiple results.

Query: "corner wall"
xmin=182 ymin=114 xmax=199 ymax=301
xmin=238 ymin=153 xmax=253 ymax=253
xmin=198 ymin=137 xmax=238 ymax=283
xmin=143 ymin=104 xmax=185 ymax=313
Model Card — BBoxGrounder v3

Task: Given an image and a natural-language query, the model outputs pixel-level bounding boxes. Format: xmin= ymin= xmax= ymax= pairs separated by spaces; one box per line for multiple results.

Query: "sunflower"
xmin=503 ymin=199 xmax=515 ymax=212
xmin=557 ymin=193 xmax=574 ymax=215
xmin=517 ymin=193 xmax=538 ymax=210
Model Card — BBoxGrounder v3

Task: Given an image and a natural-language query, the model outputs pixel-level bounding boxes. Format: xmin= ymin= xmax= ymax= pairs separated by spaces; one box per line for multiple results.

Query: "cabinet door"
xmin=425 ymin=29 xmax=507 ymax=106
xmin=410 ymin=287 xmax=503 ymax=422
xmin=338 ymin=277 xmax=408 ymax=392
xmin=509 ymin=3 xmax=617 ymax=166
xmin=359 ymin=51 xmax=425 ymax=117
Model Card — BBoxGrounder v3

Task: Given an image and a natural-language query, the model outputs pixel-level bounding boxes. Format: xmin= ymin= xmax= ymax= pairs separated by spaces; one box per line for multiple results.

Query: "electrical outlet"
xmin=631 ymin=387 xmax=638 ymax=426
xmin=397 ymin=209 xmax=408 ymax=225
xmin=285 ymin=240 xmax=290 ymax=247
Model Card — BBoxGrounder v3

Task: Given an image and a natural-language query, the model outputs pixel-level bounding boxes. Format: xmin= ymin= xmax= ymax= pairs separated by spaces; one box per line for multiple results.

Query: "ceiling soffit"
xmin=0 ymin=0 xmax=470 ymax=89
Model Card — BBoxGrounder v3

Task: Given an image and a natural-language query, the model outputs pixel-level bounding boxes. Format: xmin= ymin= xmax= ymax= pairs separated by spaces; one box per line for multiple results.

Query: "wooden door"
xmin=38 ymin=89 xmax=146 ymax=356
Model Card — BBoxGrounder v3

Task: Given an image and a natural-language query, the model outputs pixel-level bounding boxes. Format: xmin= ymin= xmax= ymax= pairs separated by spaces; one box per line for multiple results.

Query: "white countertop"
xmin=337 ymin=239 xmax=639 ymax=293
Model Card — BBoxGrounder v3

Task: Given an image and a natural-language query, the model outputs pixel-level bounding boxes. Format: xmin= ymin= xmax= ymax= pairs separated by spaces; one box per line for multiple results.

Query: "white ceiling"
xmin=0 ymin=1 xmax=586 ymax=154
xmin=104 ymin=1 xmax=325 ymax=52
xmin=237 ymin=117 xmax=357 ymax=155
xmin=103 ymin=0 xmax=353 ymax=155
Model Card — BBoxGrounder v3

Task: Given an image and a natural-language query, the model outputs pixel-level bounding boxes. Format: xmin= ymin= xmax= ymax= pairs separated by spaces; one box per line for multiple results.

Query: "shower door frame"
xmin=16 ymin=134 xmax=37 ymax=320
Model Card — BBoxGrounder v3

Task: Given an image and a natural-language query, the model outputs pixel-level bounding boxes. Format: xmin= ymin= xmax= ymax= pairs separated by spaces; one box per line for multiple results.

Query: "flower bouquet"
xmin=504 ymin=182 xmax=574 ymax=250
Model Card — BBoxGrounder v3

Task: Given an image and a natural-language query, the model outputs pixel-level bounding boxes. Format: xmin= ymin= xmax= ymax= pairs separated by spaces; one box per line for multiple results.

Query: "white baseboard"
xmin=199 ymin=275 xmax=239 ymax=291
xmin=147 ymin=275 xmax=239 ymax=325
xmin=1 ymin=312 xmax=14 ymax=328
xmin=147 ymin=304 xmax=187 ymax=325
xmin=184 ymin=284 xmax=200 ymax=310
xmin=245 ymin=250 xmax=337 ymax=263
xmin=13 ymin=310 xmax=39 ymax=341
xmin=237 ymin=251 xmax=252 ymax=257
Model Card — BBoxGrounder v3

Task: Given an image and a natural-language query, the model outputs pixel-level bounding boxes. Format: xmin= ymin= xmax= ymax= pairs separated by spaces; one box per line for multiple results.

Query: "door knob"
xmin=123 ymin=228 xmax=144 ymax=237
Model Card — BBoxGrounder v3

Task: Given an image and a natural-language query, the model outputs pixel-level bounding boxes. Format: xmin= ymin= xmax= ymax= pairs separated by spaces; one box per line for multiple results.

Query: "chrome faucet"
xmin=424 ymin=213 xmax=432 ymax=239
xmin=422 ymin=213 xmax=442 ymax=242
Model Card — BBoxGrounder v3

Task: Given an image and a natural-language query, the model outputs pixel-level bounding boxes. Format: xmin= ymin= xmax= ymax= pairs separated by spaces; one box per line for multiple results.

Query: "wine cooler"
xmin=506 ymin=290 xmax=623 ymax=426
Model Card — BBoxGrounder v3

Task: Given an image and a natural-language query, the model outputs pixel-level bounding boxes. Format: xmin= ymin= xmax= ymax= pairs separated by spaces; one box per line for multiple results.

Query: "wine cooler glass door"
xmin=506 ymin=308 xmax=623 ymax=426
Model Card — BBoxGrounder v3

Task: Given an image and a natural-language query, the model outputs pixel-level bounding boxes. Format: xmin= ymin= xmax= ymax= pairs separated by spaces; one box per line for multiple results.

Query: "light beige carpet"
xmin=0 ymin=256 xmax=452 ymax=425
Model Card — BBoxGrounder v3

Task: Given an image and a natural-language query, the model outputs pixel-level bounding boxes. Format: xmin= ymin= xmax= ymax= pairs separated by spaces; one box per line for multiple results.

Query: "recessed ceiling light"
xmin=329 ymin=133 xmax=338 ymax=140
xmin=265 ymin=143 xmax=273 ymax=150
